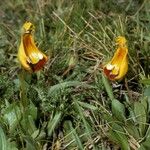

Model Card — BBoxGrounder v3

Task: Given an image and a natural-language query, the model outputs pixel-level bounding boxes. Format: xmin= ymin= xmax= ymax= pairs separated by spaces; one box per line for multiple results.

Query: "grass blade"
xmin=47 ymin=111 xmax=62 ymax=136
xmin=102 ymin=73 xmax=114 ymax=101
xmin=0 ymin=126 xmax=7 ymax=150
xmin=68 ymin=121 xmax=84 ymax=149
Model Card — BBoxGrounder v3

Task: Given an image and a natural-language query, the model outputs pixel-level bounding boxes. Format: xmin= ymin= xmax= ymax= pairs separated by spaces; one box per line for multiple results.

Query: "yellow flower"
xmin=18 ymin=21 xmax=48 ymax=72
xmin=103 ymin=36 xmax=128 ymax=80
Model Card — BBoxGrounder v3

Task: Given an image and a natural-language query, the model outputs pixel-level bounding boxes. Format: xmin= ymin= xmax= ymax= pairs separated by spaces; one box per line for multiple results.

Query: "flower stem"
xmin=18 ymin=69 xmax=28 ymax=108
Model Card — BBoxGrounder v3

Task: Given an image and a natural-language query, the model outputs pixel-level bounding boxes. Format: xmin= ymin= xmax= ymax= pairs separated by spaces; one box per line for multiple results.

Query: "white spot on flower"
xmin=106 ymin=64 xmax=114 ymax=70
xmin=38 ymin=53 xmax=43 ymax=60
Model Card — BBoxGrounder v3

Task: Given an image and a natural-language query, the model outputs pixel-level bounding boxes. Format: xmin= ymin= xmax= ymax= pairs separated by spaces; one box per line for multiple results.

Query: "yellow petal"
xmin=115 ymin=36 xmax=126 ymax=47
xmin=103 ymin=36 xmax=128 ymax=80
xmin=18 ymin=38 xmax=32 ymax=72
xmin=18 ymin=22 xmax=48 ymax=72
xmin=22 ymin=21 xmax=35 ymax=33
xmin=111 ymin=65 xmax=119 ymax=75
xmin=114 ymin=57 xmax=128 ymax=80
xmin=23 ymin=34 xmax=41 ymax=64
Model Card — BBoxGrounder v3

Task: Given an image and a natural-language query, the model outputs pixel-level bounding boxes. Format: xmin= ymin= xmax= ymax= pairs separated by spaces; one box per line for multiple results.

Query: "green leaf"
xmin=141 ymin=79 xmax=150 ymax=85
xmin=144 ymin=86 xmax=150 ymax=97
xmin=27 ymin=115 xmax=37 ymax=135
xmin=138 ymin=145 xmax=146 ymax=150
xmin=35 ymin=129 xmax=46 ymax=140
xmin=68 ymin=121 xmax=84 ymax=149
xmin=3 ymin=104 xmax=21 ymax=133
xmin=125 ymin=120 xmax=140 ymax=139
xmin=74 ymin=100 xmax=92 ymax=136
xmin=140 ymin=136 xmax=150 ymax=150
xmin=134 ymin=102 xmax=147 ymax=137
xmin=0 ymin=126 xmax=7 ymax=150
xmin=111 ymin=99 xmax=126 ymax=122
xmin=47 ymin=111 xmax=62 ymax=136
xmin=28 ymin=102 xmax=37 ymax=120
xmin=77 ymin=101 xmax=97 ymax=111
xmin=24 ymin=137 xmax=38 ymax=150
xmin=7 ymin=140 xmax=18 ymax=150
xmin=143 ymin=122 xmax=150 ymax=143
xmin=74 ymin=100 xmax=96 ymax=149
xmin=141 ymin=97 xmax=148 ymax=113
xmin=109 ymin=123 xmax=130 ymax=150
xmin=48 ymin=81 xmax=94 ymax=97
xmin=102 ymin=73 xmax=114 ymax=101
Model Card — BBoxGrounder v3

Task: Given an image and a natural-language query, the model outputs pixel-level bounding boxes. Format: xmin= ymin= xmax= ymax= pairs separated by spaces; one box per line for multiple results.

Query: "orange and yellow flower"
xmin=18 ymin=21 xmax=48 ymax=72
xmin=103 ymin=36 xmax=128 ymax=80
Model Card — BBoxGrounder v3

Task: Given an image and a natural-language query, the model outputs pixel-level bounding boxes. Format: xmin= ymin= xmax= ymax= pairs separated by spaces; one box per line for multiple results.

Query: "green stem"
xmin=18 ymin=69 xmax=28 ymax=108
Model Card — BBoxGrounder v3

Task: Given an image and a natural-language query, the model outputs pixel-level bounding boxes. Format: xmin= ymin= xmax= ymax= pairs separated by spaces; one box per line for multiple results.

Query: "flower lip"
xmin=24 ymin=30 xmax=32 ymax=34
xmin=106 ymin=64 xmax=114 ymax=70
xmin=28 ymin=56 xmax=48 ymax=72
